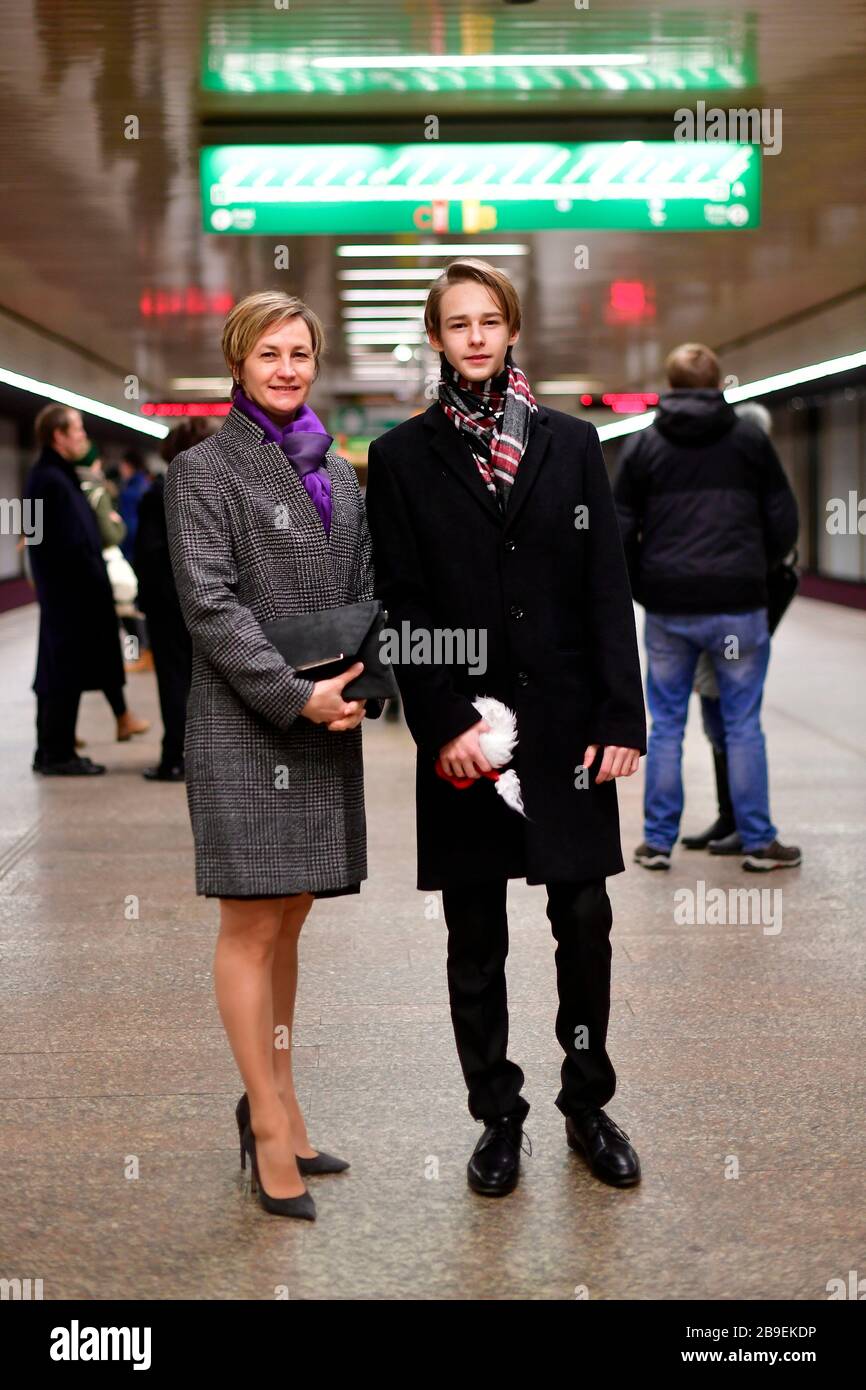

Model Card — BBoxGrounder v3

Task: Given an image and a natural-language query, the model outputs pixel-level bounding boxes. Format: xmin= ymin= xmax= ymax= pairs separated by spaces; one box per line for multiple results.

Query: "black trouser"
xmin=120 ymin=614 xmax=149 ymax=658
xmin=36 ymin=690 xmax=82 ymax=764
xmin=145 ymin=602 xmax=192 ymax=767
xmin=103 ymin=685 xmax=126 ymax=718
xmin=441 ymin=878 xmax=616 ymax=1124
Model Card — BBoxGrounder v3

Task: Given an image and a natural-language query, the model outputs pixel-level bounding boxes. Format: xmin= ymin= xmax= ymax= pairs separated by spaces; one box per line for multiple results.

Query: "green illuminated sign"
xmin=201 ymin=142 xmax=760 ymax=235
xmin=202 ymin=13 xmax=756 ymax=95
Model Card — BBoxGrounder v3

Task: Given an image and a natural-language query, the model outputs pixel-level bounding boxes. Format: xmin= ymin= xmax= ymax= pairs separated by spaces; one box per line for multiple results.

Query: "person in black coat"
xmin=366 ymin=260 xmax=647 ymax=1197
xmin=24 ymin=404 xmax=126 ymax=775
xmin=134 ymin=421 xmax=208 ymax=780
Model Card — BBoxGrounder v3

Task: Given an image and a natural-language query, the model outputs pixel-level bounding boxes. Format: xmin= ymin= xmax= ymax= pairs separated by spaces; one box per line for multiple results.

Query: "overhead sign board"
xmin=201 ymin=11 xmax=756 ymax=96
xmin=201 ymin=141 xmax=760 ymax=235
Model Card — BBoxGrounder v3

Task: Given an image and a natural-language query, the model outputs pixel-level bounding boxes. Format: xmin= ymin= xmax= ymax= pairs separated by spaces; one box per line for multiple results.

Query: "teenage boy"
xmin=365 ymin=260 xmax=646 ymax=1196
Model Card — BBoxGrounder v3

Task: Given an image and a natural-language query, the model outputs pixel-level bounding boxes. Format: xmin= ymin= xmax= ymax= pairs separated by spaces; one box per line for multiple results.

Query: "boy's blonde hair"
xmin=425 ymin=259 xmax=521 ymax=340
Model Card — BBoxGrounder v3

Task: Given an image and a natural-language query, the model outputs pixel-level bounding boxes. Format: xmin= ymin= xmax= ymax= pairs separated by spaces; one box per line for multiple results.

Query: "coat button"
xmin=516 ymin=670 xmax=529 ymax=686
xmin=509 ymin=605 xmax=524 ymax=620
xmin=504 ymin=539 xmax=516 ymax=551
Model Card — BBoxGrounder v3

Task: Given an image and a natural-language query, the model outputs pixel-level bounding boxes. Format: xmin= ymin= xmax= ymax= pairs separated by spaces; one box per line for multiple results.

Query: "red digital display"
xmin=140 ymin=289 xmax=235 ymax=317
xmin=141 ymin=403 xmax=232 ymax=416
xmin=575 ymin=393 xmax=659 ymax=414
xmin=605 ymin=281 xmax=655 ymax=324
xmin=601 ymin=392 xmax=659 ymax=414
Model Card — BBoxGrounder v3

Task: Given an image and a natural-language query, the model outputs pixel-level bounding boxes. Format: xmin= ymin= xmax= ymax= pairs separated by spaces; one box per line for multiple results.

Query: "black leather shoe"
xmin=681 ymin=815 xmax=736 ymax=849
xmin=566 ymin=1109 xmax=641 ymax=1187
xmin=40 ymin=756 xmax=106 ymax=776
xmin=467 ymin=1116 xmax=527 ymax=1197
xmin=708 ymin=830 xmax=743 ymax=855
xmin=143 ymin=763 xmax=185 ymax=782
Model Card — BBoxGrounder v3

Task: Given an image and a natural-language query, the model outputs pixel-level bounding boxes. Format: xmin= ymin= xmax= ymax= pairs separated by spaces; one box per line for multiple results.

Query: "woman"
xmin=165 ymin=291 xmax=378 ymax=1220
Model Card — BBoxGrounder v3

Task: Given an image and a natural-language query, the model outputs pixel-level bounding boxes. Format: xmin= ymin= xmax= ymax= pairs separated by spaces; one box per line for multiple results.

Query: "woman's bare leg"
xmin=272 ymin=893 xmax=317 ymax=1157
xmin=215 ymin=896 xmax=305 ymax=1198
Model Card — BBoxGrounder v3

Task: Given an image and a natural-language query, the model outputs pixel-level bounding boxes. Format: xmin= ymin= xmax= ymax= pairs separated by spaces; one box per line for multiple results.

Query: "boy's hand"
xmin=582 ymin=745 xmax=641 ymax=783
xmin=439 ymin=721 xmax=492 ymax=779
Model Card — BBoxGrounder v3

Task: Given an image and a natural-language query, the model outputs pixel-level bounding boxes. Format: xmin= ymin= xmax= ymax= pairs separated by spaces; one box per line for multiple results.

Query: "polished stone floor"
xmin=1 ymin=595 xmax=864 ymax=1300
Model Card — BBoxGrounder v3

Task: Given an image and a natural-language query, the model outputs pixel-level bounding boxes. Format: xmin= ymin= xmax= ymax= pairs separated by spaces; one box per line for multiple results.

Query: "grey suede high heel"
xmin=235 ymin=1093 xmax=350 ymax=1175
xmin=242 ymin=1124 xmax=317 ymax=1220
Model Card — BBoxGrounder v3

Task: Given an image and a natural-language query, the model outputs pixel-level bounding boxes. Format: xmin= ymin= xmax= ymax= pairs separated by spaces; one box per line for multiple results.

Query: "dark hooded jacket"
xmin=613 ymin=389 xmax=799 ymax=614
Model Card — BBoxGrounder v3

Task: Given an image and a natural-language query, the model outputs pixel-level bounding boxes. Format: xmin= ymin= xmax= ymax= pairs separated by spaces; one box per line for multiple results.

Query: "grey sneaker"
xmin=742 ymin=839 xmax=802 ymax=872
xmin=634 ymin=842 xmax=672 ymax=870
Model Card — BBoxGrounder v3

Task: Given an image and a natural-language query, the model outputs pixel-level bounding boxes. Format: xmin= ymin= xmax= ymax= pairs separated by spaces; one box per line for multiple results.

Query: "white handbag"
xmin=103 ymin=545 xmax=138 ymax=606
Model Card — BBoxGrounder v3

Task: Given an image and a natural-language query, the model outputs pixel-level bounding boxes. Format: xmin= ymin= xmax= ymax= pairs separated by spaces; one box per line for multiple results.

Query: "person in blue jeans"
xmin=614 ymin=342 xmax=801 ymax=872
xmin=644 ymin=608 xmax=782 ymax=867
xmin=681 ymin=403 xmax=798 ymax=856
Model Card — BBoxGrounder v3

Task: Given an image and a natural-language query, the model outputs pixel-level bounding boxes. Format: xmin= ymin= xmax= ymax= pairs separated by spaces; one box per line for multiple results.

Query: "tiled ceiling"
xmin=1 ymin=0 xmax=865 ymax=412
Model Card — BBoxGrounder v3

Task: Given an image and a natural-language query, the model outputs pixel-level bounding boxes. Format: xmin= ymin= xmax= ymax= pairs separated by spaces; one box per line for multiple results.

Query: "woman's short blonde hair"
xmin=424 ymin=259 xmax=522 ymax=340
xmin=222 ymin=291 xmax=326 ymax=393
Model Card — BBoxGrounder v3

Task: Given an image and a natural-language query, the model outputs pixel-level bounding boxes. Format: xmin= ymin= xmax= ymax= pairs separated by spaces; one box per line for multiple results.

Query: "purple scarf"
xmin=233 ymin=387 xmax=333 ymax=536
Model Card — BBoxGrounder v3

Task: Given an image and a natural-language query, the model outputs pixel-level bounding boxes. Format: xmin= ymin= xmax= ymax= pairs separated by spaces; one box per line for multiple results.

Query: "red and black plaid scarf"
xmin=438 ymin=351 xmax=538 ymax=512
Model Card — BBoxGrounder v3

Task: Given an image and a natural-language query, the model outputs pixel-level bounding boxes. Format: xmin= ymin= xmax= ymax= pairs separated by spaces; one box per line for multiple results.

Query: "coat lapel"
xmin=423 ymin=404 xmax=503 ymax=526
xmin=502 ymin=411 xmax=553 ymax=532
xmin=324 ymin=458 xmax=354 ymax=593
xmin=422 ymin=402 xmax=553 ymax=531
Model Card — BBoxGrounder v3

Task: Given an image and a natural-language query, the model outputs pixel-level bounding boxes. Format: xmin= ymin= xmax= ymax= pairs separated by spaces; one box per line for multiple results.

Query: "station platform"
xmin=1 ymin=595 xmax=863 ymax=1300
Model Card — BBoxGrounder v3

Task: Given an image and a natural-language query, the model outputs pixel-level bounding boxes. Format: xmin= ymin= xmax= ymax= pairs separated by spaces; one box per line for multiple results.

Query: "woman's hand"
xmin=327 ymin=699 xmax=366 ymax=732
xmin=301 ymin=662 xmax=367 ymax=731
xmin=582 ymin=745 xmax=641 ymax=783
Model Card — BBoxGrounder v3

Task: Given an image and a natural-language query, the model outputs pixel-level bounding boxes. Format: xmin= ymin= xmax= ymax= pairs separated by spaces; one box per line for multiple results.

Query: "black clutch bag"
xmin=261 ymin=599 xmax=399 ymax=700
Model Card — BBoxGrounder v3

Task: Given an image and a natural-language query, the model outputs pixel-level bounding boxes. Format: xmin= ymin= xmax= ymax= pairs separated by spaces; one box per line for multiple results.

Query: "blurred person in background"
xmin=681 ymin=401 xmax=798 ymax=856
xmin=134 ymin=419 xmax=211 ymax=780
xmin=25 ymin=405 xmax=124 ymax=774
xmin=75 ymin=440 xmax=150 ymax=745
xmin=76 ymin=442 xmax=126 ymax=548
xmin=118 ymin=445 xmax=153 ymax=673
xmin=614 ymin=344 xmax=801 ymax=873
xmin=118 ymin=446 xmax=151 ymax=561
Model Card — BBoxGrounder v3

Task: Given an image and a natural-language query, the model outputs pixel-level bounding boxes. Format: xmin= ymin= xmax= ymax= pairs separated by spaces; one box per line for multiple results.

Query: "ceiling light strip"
xmin=0 ymin=366 xmax=168 ymax=438
xmin=312 ymin=54 xmax=648 ymax=71
xmin=595 ymin=349 xmax=866 ymax=442
xmin=340 ymin=290 xmax=430 ymax=302
xmin=337 ymin=243 xmax=528 ymax=257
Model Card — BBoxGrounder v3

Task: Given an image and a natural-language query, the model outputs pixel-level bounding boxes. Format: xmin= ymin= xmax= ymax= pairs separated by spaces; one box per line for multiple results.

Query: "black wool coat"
xmin=365 ymin=403 xmax=647 ymax=890
xmin=23 ymin=447 xmax=125 ymax=696
xmin=135 ymin=475 xmax=185 ymax=620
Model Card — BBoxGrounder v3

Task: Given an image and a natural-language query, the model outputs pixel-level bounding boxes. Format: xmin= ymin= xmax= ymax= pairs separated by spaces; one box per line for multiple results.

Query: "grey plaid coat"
xmin=164 ymin=403 xmax=375 ymax=898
